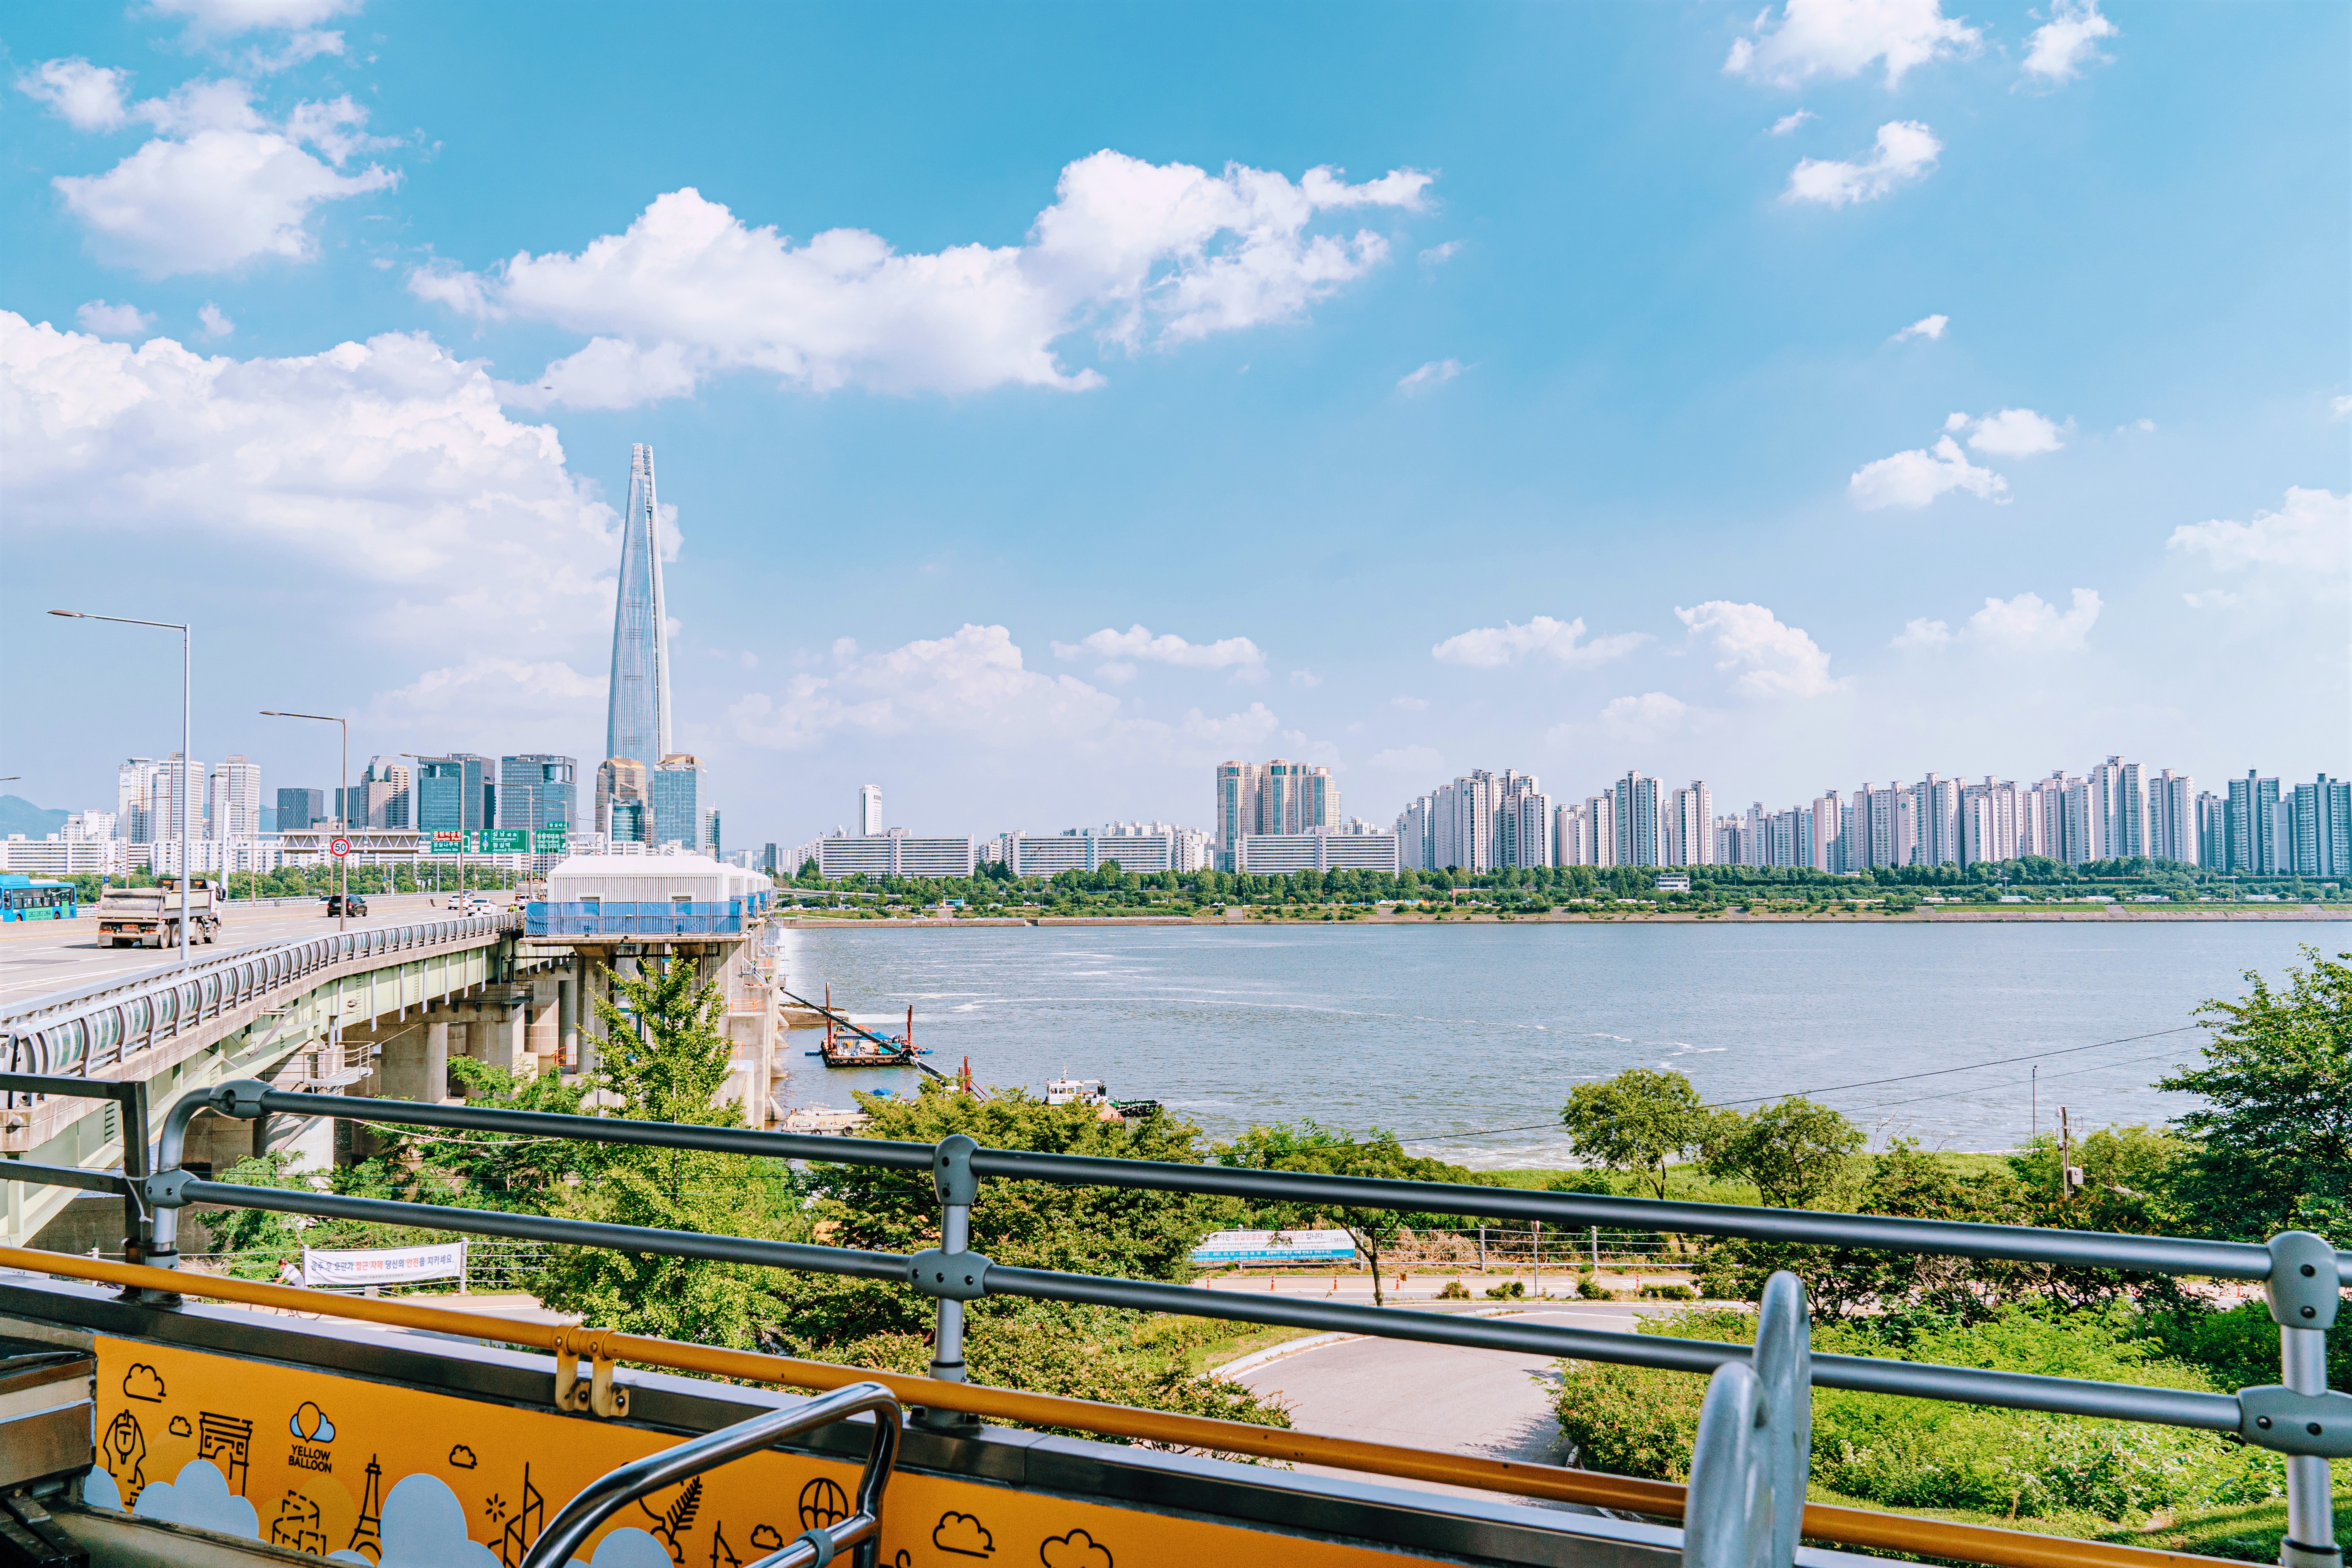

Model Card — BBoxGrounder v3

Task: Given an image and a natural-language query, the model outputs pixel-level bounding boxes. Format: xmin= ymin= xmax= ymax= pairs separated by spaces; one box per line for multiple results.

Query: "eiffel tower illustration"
xmin=346 ymin=1456 xmax=383 ymax=1563
xmin=499 ymin=1463 xmax=546 ymax=1566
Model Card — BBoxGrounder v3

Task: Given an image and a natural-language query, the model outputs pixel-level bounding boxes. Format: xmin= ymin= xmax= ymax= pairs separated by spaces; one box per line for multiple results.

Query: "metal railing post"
xmin=1683 ymin=1360 xmax=1772 ymax=1568
xmin=2268 ymin=1231 xmax=2343 ymax=1568
xmin=1755 ymin=1271 xmax=1812 ymax=1568
xmin=923 ymin=1133 xmax=982 ymax=1431
xmin=117 ymin=1081 xmax=151 ymax=1281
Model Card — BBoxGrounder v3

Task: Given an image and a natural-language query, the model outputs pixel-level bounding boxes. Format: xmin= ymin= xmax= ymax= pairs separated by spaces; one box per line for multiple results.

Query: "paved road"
xmin=0 ymin=894 xmax=507 ymax=1011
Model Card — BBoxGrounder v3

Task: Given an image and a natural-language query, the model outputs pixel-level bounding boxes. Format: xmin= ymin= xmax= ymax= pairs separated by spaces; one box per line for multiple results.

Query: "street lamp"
xmin=261 ymin=710 xmax=347 ymax=933
xmin=51 ymin=610 xmax=193 ymax=972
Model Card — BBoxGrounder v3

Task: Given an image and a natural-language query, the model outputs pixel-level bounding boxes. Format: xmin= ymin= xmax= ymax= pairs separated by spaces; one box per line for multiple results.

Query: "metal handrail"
xmin=0 ymin=913 xmax=517 ymax=1079
xmin=519 ymin=1380 xmax=899 ymax=1568
xmin=186 ymin=1084 xmax=2352 ymax=1286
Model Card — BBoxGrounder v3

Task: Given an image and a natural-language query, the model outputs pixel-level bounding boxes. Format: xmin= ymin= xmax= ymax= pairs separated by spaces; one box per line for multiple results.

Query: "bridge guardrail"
xmin=2 ymin=1075 xmax=2344 ymax=1567
xmin=0 ymin=913 xmax=519 ymax=1082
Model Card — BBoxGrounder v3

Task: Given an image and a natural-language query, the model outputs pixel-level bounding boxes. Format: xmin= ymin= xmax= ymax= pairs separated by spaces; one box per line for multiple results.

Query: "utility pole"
xmin=2058 ymin=1106 xmax=2081 ymax=1208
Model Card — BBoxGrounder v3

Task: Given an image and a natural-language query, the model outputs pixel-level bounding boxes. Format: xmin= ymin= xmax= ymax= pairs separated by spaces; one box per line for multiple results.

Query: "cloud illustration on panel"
xmin=169 ymin=1415 xmax=194 ymax=1437
xmin=289 ymin=1402 xmax=335 ymax=1442
xmin=122 ymin=1363 xmax=166 ymax=1402
xmin=135 ymin=1460 xmax=260 ymax=1539
xmin=83 ymin=1468 xmax=125 ymax=1512
xmin=567 ymin=1528 xmax=672 ymax=1567
xmin=1040 ymin=1528 xmax=1115 ymax=1568
xmin=327 ymin=1473 xmax=498 ymax=1567
xmin=447 ymin=1445 xmax=478 ymax=1469
xmin=933 ymin=1509 xmax=994 ymax=1556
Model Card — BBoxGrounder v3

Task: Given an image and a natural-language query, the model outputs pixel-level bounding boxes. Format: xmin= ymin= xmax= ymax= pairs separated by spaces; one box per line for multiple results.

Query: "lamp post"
xmin=262 ymin=711 xmax=347 ymax=933
xmin=50 ymin=611 xmax=193 ymax=972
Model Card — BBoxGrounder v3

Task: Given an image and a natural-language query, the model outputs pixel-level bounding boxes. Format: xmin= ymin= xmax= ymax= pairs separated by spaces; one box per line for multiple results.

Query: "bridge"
xmin=0 ymin=896 xmax=786 ymax=1254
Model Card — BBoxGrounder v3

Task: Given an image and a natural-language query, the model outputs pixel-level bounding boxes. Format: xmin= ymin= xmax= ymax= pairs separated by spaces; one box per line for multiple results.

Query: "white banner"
xmin=1191 ymin=1228 xmax=1357 ymax=1264
xmin=302 ymin=1241 xmax=466 ymax=1289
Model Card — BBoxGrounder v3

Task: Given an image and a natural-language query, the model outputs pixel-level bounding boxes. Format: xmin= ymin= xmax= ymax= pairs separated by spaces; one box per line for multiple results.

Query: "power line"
xmin=1394 ymin=1023 xmax=2206 ymax=1145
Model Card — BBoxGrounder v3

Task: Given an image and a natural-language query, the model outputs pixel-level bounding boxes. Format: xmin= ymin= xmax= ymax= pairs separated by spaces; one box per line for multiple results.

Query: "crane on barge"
xmin=785 ymin=986 xmax=944 ymax=1072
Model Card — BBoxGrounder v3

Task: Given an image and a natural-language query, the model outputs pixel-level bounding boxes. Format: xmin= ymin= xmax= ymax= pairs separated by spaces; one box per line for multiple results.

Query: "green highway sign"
xmin=533 ymin=829 xmax=570 ymax=853
xmin=429 ymin=832 xmax=464 ymax=855
xmin=544 ymin=821 xmax=567 ymax=833
xmin=478 ymin=829 xmax=529 ymax=853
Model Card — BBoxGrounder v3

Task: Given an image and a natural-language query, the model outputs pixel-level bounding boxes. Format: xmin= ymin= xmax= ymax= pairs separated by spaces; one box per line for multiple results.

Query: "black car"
xmin=325 ymin=894 xmax=369 ymax=917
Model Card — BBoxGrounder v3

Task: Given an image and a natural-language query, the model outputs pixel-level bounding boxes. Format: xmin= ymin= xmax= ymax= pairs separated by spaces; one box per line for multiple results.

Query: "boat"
xmin=786 ymin=987 xmax=936 ymax=1069
xmin=1045 ymin=1075 xmax=1160 ymax=1121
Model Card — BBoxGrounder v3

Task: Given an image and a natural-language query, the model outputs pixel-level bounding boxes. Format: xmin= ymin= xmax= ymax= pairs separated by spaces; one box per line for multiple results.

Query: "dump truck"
xmin=93 ymin=879 xmax=221 ymax=949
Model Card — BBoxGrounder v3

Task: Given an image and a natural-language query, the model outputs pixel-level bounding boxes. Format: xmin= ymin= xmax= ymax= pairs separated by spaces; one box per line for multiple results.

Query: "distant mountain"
xmin=0 ymin=796 xmax=70 ymax=839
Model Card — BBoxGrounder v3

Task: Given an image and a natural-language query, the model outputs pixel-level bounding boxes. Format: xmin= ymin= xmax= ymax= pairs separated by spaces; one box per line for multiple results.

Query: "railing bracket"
xmin=2239 ymin=1385 xmax=2352 ymax=1458
xmin=554 ymin=1328 xmax=631 ymax=1418
xmin=909 ymin=1248 xmax=991 ymax=1300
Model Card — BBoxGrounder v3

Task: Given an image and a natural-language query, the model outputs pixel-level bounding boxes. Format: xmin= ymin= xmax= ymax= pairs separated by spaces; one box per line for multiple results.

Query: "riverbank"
xmin=774 ymin=904 xmax=2348 ymax=928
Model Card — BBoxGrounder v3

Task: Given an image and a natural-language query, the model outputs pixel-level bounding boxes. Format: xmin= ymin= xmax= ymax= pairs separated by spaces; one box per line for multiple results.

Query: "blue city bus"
xmin=0 ymin=874 xmax=78 ymax=922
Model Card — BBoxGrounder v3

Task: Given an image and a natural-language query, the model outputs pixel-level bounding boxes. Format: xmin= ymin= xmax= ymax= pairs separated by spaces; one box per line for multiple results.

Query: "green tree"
xmin=2160 ymin=947 xmax=2352 ymax=1240
xmin=1702 ymin=1096 xmax=1864 ymax=1209
xmin=1561 ymin=1069 xmax=1716 ymax=1199
xmin=534 ymin=957 xmax=803 ymax=1348
xmin=1214 ymin=1121 xmax=1475 ymax=1307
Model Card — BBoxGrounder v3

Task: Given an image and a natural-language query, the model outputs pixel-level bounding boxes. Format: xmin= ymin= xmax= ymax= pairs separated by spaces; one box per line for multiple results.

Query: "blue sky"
xmin=3 ymin=0 xmax=2344 ymax=847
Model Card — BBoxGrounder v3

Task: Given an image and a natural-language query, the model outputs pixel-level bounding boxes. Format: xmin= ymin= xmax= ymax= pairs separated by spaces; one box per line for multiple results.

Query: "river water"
xmin=771 ymin=922 xmax=2330 ymax=1166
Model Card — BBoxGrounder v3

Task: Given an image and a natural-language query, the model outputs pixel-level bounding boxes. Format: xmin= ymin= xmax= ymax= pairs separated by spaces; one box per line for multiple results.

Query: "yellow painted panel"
xmin=95 ymin=1337 xmax=1450 ymax=1568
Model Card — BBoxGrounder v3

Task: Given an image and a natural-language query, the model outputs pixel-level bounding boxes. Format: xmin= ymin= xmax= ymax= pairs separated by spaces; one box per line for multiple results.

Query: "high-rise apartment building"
xmin=2147 ymin=770 xmax=2196 ymax=864
xmin=2225 ymin=772 xmax=2280 ymax=874
xmin=1395 ymin=793 xmax=1438 ymax=872
xmin=2196 ymin=790 xmax=2227 ymax=869
xmin=2291 ymin=775 xmax=2352 ymax=878
xmin=498 ymin=755 xmax=576 ymax=833
xmin=1614 ymin=772 xmax=1661 ymax=867
xmin=858 ymin=784 xmax=883 ymax=836
xmin=117 ymin=758 xmax=159 ymax=843
xmin=1808 ymin=792 xmax=1841 ymax=872
xmin=1501 ymin=786 xmax=1553 ymax=869
xmin=1214 ymin=758 xmax=1338 ymax=868
xmin=147 ymin=755 xmax=204 ymax=843
xmin=2087 ymin=756 xmax=2145 ymax=862
xmin=1665 ymin=782 xmax=1713 ymax=867
xmin=652 ymin=754 xmax=704 ymax=848
xmin=206 ymin=755 xmax=262 ymax=840
xmin=607 ymin=444 xmax=673 ymax=772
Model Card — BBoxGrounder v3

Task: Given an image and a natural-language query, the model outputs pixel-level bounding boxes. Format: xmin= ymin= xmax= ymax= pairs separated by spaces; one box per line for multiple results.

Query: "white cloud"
xmin=1675 ymin=601 xmax=1843 ymax=697
xmin=149 ymin=0 xmax=359 ymax=37
xmin=1050 ymin=624 xmax=1267 ymax=681
xmin=415 ymin=152 xmax=1431 ymax=405
xmin=1418 ymin=240 xmax=1461 ymax=265
xmin=52 ymin=82 xmax=398 ymax=276
xmin=368 ymin=656 xmax=605 ymax=744
xmin=1965 ymin=588 xmax=2102 ymax=651
xmin=1430 ymin=614 xmax=1646 ymax=669
xmin=0 ymin=312 xmax=619 ymax=652
xmin=1890 ymin=313 xmax=1947 ymax=341
xmin=1848 ymin=435 xmax=2008 ymax=509
xmin=2331 ymin=395 xmax=2352 ymax=420
xmin=1289 ymin=669 xmax=1321 ymax=688
xmin=1390 ymin=695 xmax=1429 ymax=711
xmin=1597 ymin=691 xmax=1689 ymax=736
xmin=197 ymin=302 xmax=235 ymax=338
xmin=2021 ymin=0 xmax=2119 ymax=84
xmin=1893 ymin=588 xmax=2103 ymax=651
xmin=74 ymin=300 xmax=152 ymax=336
xmin=16 ymin=59 xmax=131 ymax=131
xmin=1397 ymin=358 xmax=1462 ymax=394
xmin=1958 ymin=406 xmax=2066 ymax=455
xmin=1783 ymin=121 xmax=1941 ymax=207
xmin=2166 ymin=487 xmax=2350 ymax=577
xmin=1770 ymin=109 xmax=1817 ymax=135
xmin=406 ymin=262 xmax=503 ymax=321
xmin=1726 ymin=0 xmax=1980 ymax=87
xmin=1370 ymin=744 xmax=1445 ymax=773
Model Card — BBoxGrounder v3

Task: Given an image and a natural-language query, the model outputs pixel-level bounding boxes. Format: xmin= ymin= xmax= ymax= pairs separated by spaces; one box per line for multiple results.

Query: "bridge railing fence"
xmin=2 ymin=1073 xmax=2344 ymax=1568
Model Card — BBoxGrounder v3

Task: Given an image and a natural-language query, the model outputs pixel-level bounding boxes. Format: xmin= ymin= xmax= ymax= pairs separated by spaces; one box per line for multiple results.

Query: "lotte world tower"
xmin=598 ymin=444 xmax=672 ymax=837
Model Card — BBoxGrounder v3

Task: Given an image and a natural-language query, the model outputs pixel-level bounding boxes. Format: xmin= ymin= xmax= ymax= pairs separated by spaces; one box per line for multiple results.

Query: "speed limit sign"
xmin=329 ymin=837 xmax=352 ymax=859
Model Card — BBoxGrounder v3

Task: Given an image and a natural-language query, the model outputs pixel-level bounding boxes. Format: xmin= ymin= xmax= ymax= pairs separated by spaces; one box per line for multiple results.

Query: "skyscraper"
xmin=606 ymin=444 xmax=673 ymax=771
xmin=207 ymin=756 xmax=263 ymax=840
xmin=498 ymin=755 xmax=576 ymax=833
xmin=858 ymin=784 xmax=883 ymax=836
xmin=652 ymin=754 xmax=703 ymax=848
xmin=596 ymin=757 xmax=648 ymax=839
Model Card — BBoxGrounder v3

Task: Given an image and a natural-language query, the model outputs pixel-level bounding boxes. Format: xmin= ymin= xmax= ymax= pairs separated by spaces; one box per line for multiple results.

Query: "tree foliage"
xmin=2159 ymin=946 xmax=2352 ymax=1240
xmin=1702 ymin=1095 xmax=1864 ymax=1209
xmin=1213 ymin=1120 xmax=1478 ymax=1306
xmin=1561 ymin=1069 xmax=1717 ymax=1199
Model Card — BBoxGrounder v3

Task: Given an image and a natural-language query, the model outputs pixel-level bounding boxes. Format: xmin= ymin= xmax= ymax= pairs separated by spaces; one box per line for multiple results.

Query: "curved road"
xmin=1225 ymin=1299 xmax=1668 ymax=1507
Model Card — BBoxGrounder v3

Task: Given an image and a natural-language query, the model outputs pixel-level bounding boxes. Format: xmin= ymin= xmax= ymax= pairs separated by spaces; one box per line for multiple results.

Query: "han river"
xmin=771 ymin=922 xmax=2335 ymax=1165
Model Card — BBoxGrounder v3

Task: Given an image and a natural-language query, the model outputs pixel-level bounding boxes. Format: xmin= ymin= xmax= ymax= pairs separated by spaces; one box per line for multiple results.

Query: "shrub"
xmin=1578 ymin=1274 xmax=1617 ymax=1301
xmin=1437 ymin=1279 xmax=1471 ymax=1299
xmin=1486 ymin=1279 xmax=1526 ymax=1299
xmin=1549 ymin=1304 xmax=2286 ymax=1521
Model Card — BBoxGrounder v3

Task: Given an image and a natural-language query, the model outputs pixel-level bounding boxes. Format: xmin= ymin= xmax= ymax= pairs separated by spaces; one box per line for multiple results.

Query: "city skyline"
xmin=2 ymin=3 xmax=2344 ymax=843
